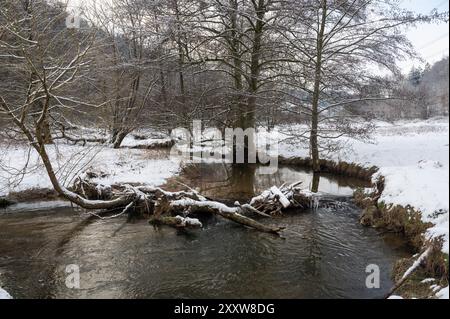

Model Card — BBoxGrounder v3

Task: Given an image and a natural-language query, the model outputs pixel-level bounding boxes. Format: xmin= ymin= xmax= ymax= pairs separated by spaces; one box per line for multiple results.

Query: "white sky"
xmin=399 ymin=0 xmax=449 ymax=72
xmin=67 ymin=0 xmax=449 ymax=73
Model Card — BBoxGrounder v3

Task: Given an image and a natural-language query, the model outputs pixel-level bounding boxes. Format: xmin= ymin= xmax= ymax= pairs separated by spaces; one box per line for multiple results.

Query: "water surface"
xmin=0 ymin=166 xmax=410 ymax=299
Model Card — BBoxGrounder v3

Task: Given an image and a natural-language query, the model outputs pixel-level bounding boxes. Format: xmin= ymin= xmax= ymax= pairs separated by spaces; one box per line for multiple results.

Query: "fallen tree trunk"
xmin=55 ymin=123 xmax=107 ymax=146
xmin=3 ymin=96 xmax=293 ymax=234
xmin=69 ymin=178 xmax=314 ymax=234
xmin=126 ymin=139 xmax=175 ymax=150
xmin=166 ymin=198 xmax=285 ymax=234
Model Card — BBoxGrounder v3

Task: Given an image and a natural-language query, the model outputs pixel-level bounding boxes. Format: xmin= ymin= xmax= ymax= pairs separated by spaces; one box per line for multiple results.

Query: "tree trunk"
xmin=310 ymin=1 xmax=327 ymax=173
xmin=228 ymin=0 xmax=249 ymax=164
xmin=41 ymin=118 xmax=53 ymax=144
xmin=168 ymin=198 xmax=284 ymax=234
xmin=174 ymin=0 xmax=187 ymax=106
xmin=311 ymin=172 xmax=320 ymax=193
xmin=310 ymin=100 xmax=320 ymax=172
xmin=112 ymin=130 xmax=127 ymax=149
xmin=230 ymin=164 xmax=256 ymax=199
xmin=235 ymin=0 xmax=265 ymax=165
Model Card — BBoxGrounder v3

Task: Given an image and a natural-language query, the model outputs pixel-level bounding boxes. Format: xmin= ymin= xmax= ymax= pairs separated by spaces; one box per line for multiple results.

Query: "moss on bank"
xmin=279 ymin=156 xmax=379 ymax=181
xmin=1 ymin=188 xmax=60 ymax=206
xmin=360 ymin=202 xmax=432 ymax=250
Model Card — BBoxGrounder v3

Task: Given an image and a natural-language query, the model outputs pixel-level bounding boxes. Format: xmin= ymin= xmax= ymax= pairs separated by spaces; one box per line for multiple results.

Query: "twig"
xmin=384 ymin=247 xmax=432 ymax=299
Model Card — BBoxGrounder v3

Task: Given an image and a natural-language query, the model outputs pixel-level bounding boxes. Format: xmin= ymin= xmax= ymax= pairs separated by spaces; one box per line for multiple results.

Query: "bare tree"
xmin=83 ymin=0 xmax=165 ymax=148
xmin=2 ymin=0 xmax=447 ymax=191
xmin=0 ymin=0 xmax=131 ymax=208
xmin=277 ymin=0 xmax=447 ymax=172
xmin=190 ymin=0 xmax=289 ymax=160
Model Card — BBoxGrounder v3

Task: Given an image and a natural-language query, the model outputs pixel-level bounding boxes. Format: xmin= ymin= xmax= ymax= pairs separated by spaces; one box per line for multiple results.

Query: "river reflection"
xmin=181 ymin=164 xmax=370 ymax=201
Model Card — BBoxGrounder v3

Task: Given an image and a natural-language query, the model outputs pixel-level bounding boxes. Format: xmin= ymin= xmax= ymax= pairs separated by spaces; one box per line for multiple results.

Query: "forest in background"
xmin=0 ymin=0 xmax=448 ymax=165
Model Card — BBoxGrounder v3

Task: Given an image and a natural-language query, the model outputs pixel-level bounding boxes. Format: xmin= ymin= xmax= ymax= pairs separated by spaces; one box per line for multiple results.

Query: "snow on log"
xmin=0 ymin=287 xmax=12 ymax=299
xmin=167 ymin=198 xmax=285 ymax=234
xmin=270 ymin=186 xmax=291 ymax=208
xmin=249 ymin=181 xmax=311 ymax=216
xmin=150 ymin=215 xmax=203 ymax=228
xmin=69 ymin=178 xmax=315 ymax=234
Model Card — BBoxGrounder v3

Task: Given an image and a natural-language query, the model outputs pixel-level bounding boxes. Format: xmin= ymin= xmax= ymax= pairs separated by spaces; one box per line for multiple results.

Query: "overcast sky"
xmin=67 ymin=0 xmax=449 ymax=73
xmin=400 ymin=0 xmax=449 ymax=71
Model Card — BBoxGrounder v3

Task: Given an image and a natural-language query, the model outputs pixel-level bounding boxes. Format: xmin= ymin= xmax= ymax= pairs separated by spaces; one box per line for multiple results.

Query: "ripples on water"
xmin=0 ymin=165 xmax=410 ymax=299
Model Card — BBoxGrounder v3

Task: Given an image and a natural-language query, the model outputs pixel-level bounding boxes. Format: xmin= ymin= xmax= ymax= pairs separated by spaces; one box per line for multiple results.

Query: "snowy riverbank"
xmin=0 ymin=143 xmax=180 ymax=197
xmin=0 ymin=286 xmax=12 ymax=299
xmin=1 ymin=119 xmax=448 ymax=253
xmin=275 ymin=117 xmax=449 ymax=299
xmin=275 ymin=117 xmax=449 ymax=253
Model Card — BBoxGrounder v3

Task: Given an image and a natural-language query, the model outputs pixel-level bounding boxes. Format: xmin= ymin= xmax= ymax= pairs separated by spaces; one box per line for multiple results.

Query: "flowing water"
xmin=0 ymin=165 xmax=411 ymax=299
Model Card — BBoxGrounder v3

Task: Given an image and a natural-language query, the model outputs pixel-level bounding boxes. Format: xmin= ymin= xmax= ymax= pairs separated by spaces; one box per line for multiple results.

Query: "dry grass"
xmin=140 ymin=148 xmax=172 ymax=160
xmin=0 ymin=197 xmax=14 ymax=208
xmin=360 ymin=201 xmax=431 ymax=250
xmin=278 ymin=156 xmax=379 ymax=181
xmin=7 ymin=187 xmax=60 ymax=202
xmin=392 ymin=240 xmax=449 ymax=299
xmin=330 ymin=160 xmax=450 ymax=299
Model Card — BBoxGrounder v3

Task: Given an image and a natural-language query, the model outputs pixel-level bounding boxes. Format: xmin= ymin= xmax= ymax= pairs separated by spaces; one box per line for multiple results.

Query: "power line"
xmin=419 ymin=32 xmax=449 ymax=49
xmin=435 ymin=0 xmax=449 ymax=9
xmin=424 ymin=47 xmax=449 ymax=60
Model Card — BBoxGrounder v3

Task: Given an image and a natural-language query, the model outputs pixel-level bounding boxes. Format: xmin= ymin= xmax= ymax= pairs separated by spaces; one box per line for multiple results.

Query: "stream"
xmin=0 ymin=165 xmax=411 ymax=299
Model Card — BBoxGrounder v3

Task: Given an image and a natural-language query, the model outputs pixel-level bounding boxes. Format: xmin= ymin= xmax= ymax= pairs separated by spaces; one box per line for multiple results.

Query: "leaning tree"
xmin=0 ymin=0 xmax=124 ymax=208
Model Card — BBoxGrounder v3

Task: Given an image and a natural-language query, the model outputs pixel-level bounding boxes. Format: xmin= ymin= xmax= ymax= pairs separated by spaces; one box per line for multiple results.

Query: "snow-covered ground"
xmin=0 ymin=143 xmax=180 ymax=197
xmin=0 ymin=286 xmax=12 ymax=299
xmin=274 ymin=117 xmax=449 ymax=255
xmin=436 ymin=286 xmax=449 ymax=299
xmin=274 ymin=117 xmax=449 ymax=299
